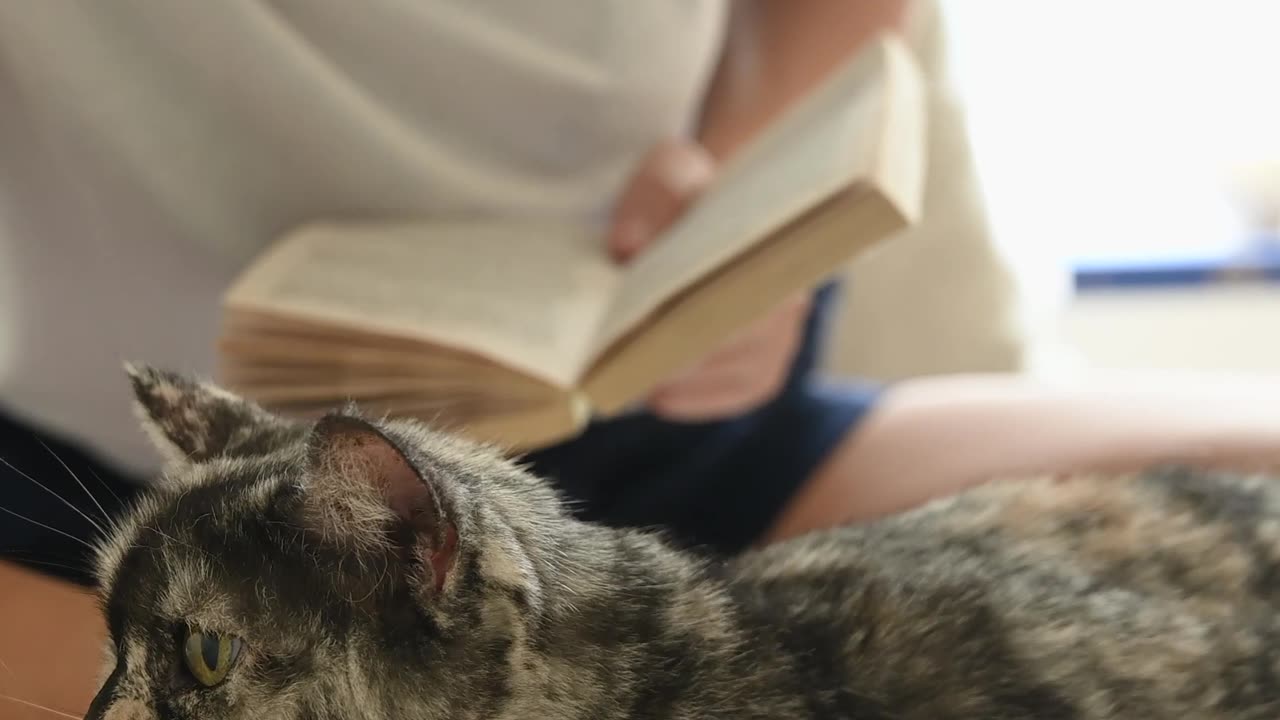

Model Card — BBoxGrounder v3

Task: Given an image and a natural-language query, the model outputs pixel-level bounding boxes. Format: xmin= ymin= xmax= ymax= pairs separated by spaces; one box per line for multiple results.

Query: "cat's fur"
xmin=86 ymin=366 xmax=1280 ymax=719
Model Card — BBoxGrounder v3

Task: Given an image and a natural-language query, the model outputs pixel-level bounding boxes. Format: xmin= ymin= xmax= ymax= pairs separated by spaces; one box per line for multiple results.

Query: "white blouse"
xmin=0 ymin=0 xmax=729 ymax=475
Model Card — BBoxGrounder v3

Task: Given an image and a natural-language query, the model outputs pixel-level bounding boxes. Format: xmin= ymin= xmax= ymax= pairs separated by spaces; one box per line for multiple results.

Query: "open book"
xmin=217 ymin=35 xmax=927 ymax=450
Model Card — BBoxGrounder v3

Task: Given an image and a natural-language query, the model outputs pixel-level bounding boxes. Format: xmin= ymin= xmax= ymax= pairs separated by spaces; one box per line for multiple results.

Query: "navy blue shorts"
xmin=523 ymin=282 xmax=881 ymax=554
xmin=0 ymin=283 xmax=879 ymax=585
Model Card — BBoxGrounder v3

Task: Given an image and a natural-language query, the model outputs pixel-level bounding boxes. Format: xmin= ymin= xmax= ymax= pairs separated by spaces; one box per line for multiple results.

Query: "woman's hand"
xmin=606 ymin=139 xmax=810 ymax=422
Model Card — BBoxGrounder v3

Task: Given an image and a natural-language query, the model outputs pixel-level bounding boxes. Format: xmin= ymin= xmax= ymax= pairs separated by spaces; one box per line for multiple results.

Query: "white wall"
xmin=1063 ymin=285 xmax=1280 ymax=372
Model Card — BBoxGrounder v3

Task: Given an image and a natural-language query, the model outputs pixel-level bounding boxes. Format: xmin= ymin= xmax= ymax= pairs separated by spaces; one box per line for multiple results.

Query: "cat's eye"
xmin=182 ymin=630 xmax=244 ymax=687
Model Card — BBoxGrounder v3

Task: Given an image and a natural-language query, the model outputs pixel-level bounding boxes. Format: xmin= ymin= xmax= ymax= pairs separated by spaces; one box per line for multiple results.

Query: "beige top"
xmin=0 ymin=0 xmax=728 ymax=475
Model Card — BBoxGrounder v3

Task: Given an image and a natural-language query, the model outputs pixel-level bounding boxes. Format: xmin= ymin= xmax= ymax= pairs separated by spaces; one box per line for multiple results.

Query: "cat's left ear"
xmin=305 ymin=414 xmax=457 ymax=594
xmin=126 ymin=364 xmax=299 ymax=468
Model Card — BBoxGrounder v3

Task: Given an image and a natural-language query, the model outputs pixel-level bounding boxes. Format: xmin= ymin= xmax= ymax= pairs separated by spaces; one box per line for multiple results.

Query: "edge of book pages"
xmin=220 ymin=225 xmax=601 ymax=390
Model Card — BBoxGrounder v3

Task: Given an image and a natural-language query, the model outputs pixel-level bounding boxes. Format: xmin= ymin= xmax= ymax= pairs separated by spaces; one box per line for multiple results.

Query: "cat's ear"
xmin=305 ymin=414 xmax=457 ymax=593
xmin=126 ymin=363 xmax=298 ymax=468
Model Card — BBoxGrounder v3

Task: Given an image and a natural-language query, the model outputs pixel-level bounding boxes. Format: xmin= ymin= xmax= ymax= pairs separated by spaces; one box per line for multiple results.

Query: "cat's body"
xmin=87 ymin=367 xmax=1280 ymax=720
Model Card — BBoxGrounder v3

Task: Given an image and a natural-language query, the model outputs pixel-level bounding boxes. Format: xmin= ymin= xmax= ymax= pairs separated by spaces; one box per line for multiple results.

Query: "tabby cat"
xmin=86 ymin=366 xmax=1280 ymax=719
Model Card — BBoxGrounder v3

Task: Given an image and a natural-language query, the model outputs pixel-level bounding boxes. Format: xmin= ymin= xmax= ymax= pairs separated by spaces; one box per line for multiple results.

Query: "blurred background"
xmin=827 ymin=0 xmax=1280 ymax=381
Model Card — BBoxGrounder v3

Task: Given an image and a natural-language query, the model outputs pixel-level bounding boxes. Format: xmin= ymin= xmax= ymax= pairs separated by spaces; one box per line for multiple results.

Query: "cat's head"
xmin=86 ymin=366 xmax=569 ymax=720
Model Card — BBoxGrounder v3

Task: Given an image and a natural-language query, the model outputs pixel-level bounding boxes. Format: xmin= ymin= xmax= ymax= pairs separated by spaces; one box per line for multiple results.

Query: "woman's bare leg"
xmin=768 ymin=372 xmax=1280 ymax=540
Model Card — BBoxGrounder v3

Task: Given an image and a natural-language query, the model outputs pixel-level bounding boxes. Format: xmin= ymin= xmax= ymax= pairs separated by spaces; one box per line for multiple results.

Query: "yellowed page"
xmin=588 ymin=37 xmax=893 ymax=356
xmin=225 ymin=219 xmax=621 ymax=387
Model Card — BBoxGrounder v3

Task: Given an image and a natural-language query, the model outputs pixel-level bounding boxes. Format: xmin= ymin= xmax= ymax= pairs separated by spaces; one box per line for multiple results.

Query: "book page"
xmin=225 ymin=220 xmax=621 ymax=387
xmin=587 ymin=40 xmax=888 ymax=356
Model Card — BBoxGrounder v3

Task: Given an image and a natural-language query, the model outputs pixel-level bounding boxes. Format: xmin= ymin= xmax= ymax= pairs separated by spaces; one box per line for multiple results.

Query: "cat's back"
xmin=723 ymin=468 xmax=1280 ymax=718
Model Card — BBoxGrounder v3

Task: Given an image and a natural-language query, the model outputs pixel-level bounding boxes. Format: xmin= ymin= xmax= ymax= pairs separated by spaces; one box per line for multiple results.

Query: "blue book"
xmin=1073 ymin=234 xmax=1280 ymax=290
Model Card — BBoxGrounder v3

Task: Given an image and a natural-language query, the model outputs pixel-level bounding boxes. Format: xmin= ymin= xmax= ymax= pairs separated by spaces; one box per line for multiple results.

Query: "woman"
xmin=3 ymin=2 xmax=1280 ymax=716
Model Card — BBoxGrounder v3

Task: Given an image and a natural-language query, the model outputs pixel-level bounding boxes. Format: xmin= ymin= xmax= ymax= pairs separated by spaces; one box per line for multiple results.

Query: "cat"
xmin=85 ymin=365 xmax=1280 ymax=719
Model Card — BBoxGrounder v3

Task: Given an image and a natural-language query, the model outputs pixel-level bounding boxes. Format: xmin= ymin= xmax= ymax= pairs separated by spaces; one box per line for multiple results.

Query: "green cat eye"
xmin=182 ymin=630 xmax=244 ymax=687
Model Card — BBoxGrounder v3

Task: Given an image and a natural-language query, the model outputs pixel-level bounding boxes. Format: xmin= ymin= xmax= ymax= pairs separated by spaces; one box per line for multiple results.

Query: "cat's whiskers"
xmin=0 ymin=693 xmax=83 ymax=719
xmin=0 ymin=505 xmax=96 ymax=552
xmin=36 ymin=439 xmax=119 ymax=535
xmin=84 ymin=465 xmax=122 ymax=506
xmin=1 ymin=554 xmax=91 ymax=577
xmin=0 ymin=456 xmax=106 ymax=537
